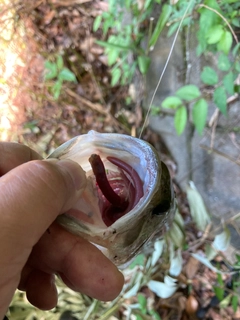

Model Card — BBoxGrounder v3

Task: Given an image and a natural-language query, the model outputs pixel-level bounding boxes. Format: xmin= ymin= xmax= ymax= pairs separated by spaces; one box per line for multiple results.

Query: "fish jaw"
xmin=48 ymin=130 xmax=176 ymax=266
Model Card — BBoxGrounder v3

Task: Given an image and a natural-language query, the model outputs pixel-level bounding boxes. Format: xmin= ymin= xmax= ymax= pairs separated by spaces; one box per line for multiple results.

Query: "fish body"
xmin=49 ymin=130 xmax=176 ymax=266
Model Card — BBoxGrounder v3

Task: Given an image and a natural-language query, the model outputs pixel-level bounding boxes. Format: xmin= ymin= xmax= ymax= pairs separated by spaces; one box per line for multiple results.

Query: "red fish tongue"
xmin=89 ymin=154 xmax=144 ymax=227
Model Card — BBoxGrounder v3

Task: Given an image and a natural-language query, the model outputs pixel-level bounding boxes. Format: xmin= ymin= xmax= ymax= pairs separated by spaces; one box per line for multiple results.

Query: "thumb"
xmin=0 ymin=159 xmax=87 ymax=254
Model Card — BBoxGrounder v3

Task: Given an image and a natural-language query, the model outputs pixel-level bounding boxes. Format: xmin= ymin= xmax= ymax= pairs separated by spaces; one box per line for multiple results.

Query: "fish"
xmin=48 ymin=130 xmax=176 ymax=266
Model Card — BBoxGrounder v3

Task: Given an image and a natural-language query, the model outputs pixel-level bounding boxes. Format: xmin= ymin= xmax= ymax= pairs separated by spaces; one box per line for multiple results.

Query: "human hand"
xmin=0 ymin=142 xmax=124 ymax=319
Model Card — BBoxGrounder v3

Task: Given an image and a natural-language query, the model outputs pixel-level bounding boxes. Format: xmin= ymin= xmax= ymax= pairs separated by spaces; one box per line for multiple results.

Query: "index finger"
xmin=0 ymin=142 xmax=42 ymax=175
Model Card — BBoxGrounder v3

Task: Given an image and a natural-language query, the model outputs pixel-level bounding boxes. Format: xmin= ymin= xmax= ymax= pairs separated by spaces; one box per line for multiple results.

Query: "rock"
xmin=144 ymin=27 xmax=240 ymax=247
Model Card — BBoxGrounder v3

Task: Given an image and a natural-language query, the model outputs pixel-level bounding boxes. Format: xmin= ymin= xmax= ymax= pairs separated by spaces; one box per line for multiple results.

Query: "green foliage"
xmin=213 ymin=86 xmax=227 ymax=115
xmin=155 ymin=0 xmax=240 ymax=135
xmin=149 ymin=4 xmax=172 ymax=48
xmin=201 ymin=67 xmax=218 ymax=85
xmin=161 ymin=85 xmax=208 ymax=135
xmin=174 ymin=106 xmax=187 ymax=135
xmin=137 ymin=294 xmax=147 ymax=314
xmin=175 ymin=85 xmax=201 ymax=101
xmin=192 ymin=98 xmax=208 ymax=134
xmin=94 ymin=0 xmax=170 ymax=86
xmin=213 ymin=271 xmax=240 ymax=313
xmin=44 ymin=55 xmax=77 ymax=100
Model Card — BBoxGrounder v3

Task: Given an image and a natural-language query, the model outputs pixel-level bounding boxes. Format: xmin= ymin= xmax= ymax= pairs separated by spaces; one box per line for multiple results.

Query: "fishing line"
xmin=138 ymin=0 xmax=195 ymax=139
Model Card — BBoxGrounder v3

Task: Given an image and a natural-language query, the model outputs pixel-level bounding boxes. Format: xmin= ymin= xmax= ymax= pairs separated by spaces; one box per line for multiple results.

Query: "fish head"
xmin=48 ymin=130 xmax=176 ymax=266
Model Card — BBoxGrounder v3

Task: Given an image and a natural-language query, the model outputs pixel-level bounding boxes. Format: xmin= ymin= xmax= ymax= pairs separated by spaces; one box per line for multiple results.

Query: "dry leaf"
xmin=43 ymin=10 xmax=56 ymax=25
xmin=184 ymin=256 xmax=200 ymax=279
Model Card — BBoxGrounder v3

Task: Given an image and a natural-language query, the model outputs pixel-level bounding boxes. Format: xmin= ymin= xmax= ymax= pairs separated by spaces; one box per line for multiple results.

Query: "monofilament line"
xmin=138 ymin=0 xmax=195 ymax=139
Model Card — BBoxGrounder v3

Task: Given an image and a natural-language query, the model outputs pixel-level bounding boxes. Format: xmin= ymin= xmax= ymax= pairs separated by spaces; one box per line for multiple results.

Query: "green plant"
xmin=94 ymin=0 xmax=169 ymax=86
xmin=156 ymin=0 xmax=240 ymax=135
xmin=44 ymin=55 xmax=77 ymax=100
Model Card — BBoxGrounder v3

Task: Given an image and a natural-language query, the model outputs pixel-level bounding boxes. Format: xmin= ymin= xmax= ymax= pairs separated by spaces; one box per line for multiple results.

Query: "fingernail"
xmin=56 ymin=159 xmax=87 ymax=191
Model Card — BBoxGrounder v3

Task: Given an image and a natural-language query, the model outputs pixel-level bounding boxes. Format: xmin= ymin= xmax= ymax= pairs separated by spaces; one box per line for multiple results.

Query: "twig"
xmin=188 ymin=223 xmax=212 ymax=252
xmin=65 ymin=88 xmax=130 ymax=133
xmin=209 ymin=109 xmax=219 ymax=128
xmin=66 ymin=88 xmax=109 ymax=115
xmin=49 ymin=0 xmax=92 ymax=7
xmin=199 ymin=144 xmax=240 ymax=165
xmin=213 ymin=212 xmax=240 ymax=235
xmin=209 ymin=110 xmax=218 ymax=149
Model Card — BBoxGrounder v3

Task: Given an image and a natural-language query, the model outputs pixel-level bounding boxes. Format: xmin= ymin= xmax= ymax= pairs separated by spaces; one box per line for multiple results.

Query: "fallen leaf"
xmin=184 ymin=256 xmax=200 ymax=279
xmin=43 ymin=10 xmax=56 ymax=25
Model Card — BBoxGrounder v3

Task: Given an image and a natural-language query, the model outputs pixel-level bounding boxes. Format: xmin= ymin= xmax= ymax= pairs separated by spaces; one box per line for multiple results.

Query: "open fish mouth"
xmin=48 ymin=130 xmax=176 ymax=266
xmin=88 ymin=153 xmax=144 ymax=227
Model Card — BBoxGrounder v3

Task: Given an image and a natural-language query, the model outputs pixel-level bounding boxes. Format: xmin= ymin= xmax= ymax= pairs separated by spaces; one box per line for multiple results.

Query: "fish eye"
xmin=152 ymin=200 xmax=171 ymax=216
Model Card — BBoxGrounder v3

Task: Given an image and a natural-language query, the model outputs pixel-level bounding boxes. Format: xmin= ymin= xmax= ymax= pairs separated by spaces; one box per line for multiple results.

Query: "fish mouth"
xmin=49 ymin=130 xmax=161 ymax=231
xmin=88 ymin=154 xmax=144 ymax=227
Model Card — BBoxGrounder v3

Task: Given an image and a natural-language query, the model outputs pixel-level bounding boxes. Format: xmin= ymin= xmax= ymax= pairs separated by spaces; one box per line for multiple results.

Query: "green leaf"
xmin=232 ymin=17 xmax=240 ymax=28
xmin=233 ymin=43 xmax=240 ymax=56
xmin=56 ymin=55 xmax=64 ymax=71
xmin=234 ymin=84 xmax=240 ymax=94
xmin=199 ymin=0 xmax=220 ymax=33
xmin=234 ymin=61 xmax=240 ymax=72
xmin=111 ymin=68 xmax=121 ymax=86
xmin=175 ymin=85 xmax=201 ymax=101
xmin=217 ymin=272 xmax=224 ymax=286
xmin=107 ymin=48 xmax=119 ymax=66
xmin=44 ymin=61 xmax=58 ymax=80
xmin=218 ymin=54 xmax=231 ymax=71
xmin=137 ymin=294 xmax=147 ymax=314
xmin=129 ymin=254 xmax=145 ymax=269
xmin=213 ymin=86 xmax=227 ymax=115
xmin=58 ymin=68 xmax=77 ymax=82
xmin=137 ymin=55 xmax=150 ymax=74
xmin=223 ymin=72 xmax=234 ymax=95
xmin=149 ymin=310 xmax=162 ymax=320
xmin=162 ymin=96 xmax=182 ymax=109
xmin=206 ymin=24 xmax=224 ymax=44
xmin=149 ymin=4 xmax=172 ymax=48
xmin=201 ymin=67 xmax=218 ymax=85
xmin=93 ymin=15 xmax=102 ymax=32
xmin=95 ymin=40 xmax=133 ymax=51
xmin=220 ymin=294 xmax=232 ymax=309
xmin=52 ymin=80 xmax=62 ymax=100
xmin=102 ymin=17 xmax=112 ymax=36
xmin=217 ymin=31 xmax=233 ymax=55
xmin=192 ymin=98 xmax=208 ymax=135
xmin=144 ymin=0 xmax=152 ymax=10
xmin=214 ymin=286 xmax=224 ymax=301
xmin=232 ymin=295 xmax=238 ymax=313
xmin=174 ymin=106 xmax=187 ymax=135
xmin=167 ymin=22 xmax=179 ymax=37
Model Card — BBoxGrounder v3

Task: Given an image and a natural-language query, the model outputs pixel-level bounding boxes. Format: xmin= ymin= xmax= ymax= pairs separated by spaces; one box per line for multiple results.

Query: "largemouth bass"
xmin=49 ymin=130 xmax=176 ymax=266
